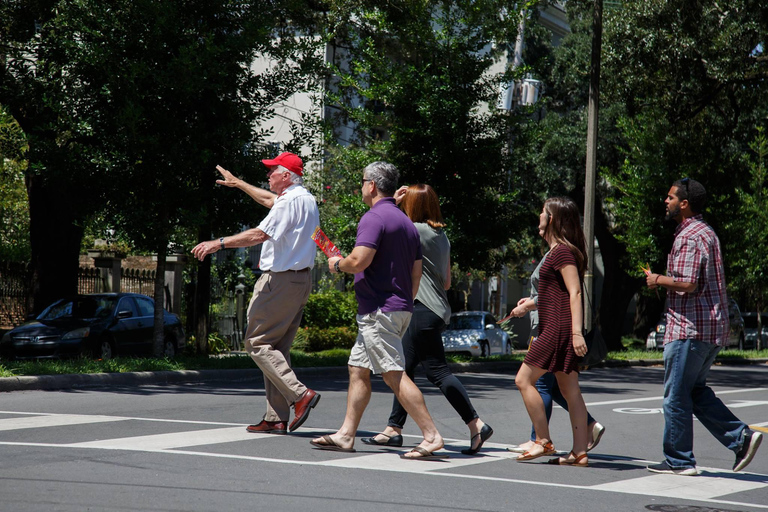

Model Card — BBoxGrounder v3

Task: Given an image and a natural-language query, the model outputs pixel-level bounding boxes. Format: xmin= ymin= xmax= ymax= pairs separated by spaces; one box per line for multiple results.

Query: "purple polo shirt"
xmin=354 ymin=197 xmax=422 ymax=315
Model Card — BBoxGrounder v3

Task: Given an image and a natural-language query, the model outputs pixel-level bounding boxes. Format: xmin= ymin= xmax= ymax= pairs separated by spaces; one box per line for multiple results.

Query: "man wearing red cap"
xmin=192 ymin=152 xmax=321 ymax=434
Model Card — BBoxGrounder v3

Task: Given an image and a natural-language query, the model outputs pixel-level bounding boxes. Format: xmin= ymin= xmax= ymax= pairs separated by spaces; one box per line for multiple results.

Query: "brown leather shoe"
xmin=246 ymin=420 xmax=287 ymax=434
xmin=289 ymin=389 xmax=320 ymax=432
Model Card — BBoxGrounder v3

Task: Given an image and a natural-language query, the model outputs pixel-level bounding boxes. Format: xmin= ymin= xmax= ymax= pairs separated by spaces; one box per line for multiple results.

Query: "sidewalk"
xmin=1 ymin=357 xmax=766 ymax=392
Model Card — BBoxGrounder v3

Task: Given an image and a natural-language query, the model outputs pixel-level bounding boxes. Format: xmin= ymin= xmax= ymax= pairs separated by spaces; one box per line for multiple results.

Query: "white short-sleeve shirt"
xmin=256 ymin=184 xmax=319 ymax=272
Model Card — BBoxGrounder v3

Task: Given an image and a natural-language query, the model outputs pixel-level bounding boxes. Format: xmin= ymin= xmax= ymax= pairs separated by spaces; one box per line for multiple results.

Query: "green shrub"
xmin=293 ymin=326 xmax=357 ymax=352
xmin=207 ymin=332 xmax=231 ymax=354
xmin=301 ymin=290 xmax=357 ymax=329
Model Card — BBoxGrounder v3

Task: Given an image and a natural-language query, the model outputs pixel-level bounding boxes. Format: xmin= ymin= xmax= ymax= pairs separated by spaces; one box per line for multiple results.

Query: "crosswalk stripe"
xmin=67 ymin=426 xmax=263 ymax=450
xmin=1 ymin=411 xmax=766 ymax=509
xmin=590 ymin=472 xmax=768 ymax=499
xmin=0 ymin=414 xmax=129 ymax=431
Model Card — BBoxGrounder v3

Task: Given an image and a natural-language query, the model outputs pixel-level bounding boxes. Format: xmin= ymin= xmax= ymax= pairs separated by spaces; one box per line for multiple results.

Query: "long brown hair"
xmin=543 ymin=197 xmax=587 ymax=276
xmin=401 ymin=184 xmax=446 ymax=229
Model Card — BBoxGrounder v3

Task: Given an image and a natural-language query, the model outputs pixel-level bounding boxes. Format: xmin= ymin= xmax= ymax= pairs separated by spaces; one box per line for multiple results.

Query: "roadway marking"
xmin=1 ymin=411 xmax=766 ymax=510
xmin=583 ymin=387 xmax=768 ymax=408
xmin=592 ymin=472 xmax=767 ymax=500
xmin=0 ymin=413 xmax=130 ymax=431
xmin=68 ymin=426 xmax=265 ymax=450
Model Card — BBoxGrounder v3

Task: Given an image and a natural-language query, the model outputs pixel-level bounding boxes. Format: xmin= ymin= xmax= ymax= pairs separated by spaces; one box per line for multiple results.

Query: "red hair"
xmin=401 ymin=184 xmax=446 ymax=229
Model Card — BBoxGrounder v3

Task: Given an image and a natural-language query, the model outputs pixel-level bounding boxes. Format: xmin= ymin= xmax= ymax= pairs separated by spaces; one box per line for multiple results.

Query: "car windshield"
xmin=448 ymin=315 xmax=483 ymax=330
xmin=39 ymin=297 xmax=116 ymax=321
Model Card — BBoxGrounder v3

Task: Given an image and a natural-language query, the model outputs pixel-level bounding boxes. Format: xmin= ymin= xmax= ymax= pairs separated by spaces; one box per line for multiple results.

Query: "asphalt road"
xmin=0 ymin=364 xmax=767 ymax=512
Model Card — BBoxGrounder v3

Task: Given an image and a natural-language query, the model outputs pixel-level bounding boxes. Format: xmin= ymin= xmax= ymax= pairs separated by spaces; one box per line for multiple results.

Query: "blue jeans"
xmin=662 ymin=339 xmax=747 ymax=469
xmin=529 ymin=372 xmax=596 ymax=441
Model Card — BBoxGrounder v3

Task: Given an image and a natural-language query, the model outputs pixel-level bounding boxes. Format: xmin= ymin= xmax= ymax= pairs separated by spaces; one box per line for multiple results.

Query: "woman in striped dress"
xmin=514 ymin=197 xmax=591 ymax=467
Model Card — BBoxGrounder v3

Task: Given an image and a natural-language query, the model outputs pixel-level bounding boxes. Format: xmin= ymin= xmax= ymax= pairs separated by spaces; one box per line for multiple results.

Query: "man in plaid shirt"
xmin=644 ymin=178 xmax=762 ymax=475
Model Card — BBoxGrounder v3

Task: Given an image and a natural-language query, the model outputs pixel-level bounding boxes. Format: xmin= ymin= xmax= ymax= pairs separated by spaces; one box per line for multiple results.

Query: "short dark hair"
xmin=673 ymin=178 xmax=706 ymax=214
xmin=363 ymin=161 xmax=399 ymax=196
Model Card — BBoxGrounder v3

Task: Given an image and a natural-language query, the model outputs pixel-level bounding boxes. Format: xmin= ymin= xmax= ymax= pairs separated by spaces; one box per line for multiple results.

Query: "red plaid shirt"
xmin=664 ymin=215 xmax=729 ymax=346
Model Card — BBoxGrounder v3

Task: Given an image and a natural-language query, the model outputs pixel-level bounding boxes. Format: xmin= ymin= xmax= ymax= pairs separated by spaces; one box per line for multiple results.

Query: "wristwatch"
xmin=219 ymin=237 xmax=225 ymax=250
xmin=334 ymin=260 xmax=341 ymax=273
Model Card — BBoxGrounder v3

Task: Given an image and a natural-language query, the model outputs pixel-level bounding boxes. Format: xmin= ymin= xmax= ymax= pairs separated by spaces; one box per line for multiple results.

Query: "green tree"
xmin=601 ymin=0 xmax=768 ymax=335
xmin=1 ymin=1 xmax=324 ymax=353
xmin=0 ymin=106 xmax=29 ymax=262
xmin=726 ymin=127 xmax=768 ymax=348
xmin=51 ymin=0 xmax=324 ymax=355
xmin=319 ymin=0 xmax=536 ymax=273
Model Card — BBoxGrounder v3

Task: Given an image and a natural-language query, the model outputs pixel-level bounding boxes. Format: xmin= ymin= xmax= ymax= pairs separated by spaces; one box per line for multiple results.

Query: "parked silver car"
xmin=646 ymin=298 xmax=745 ymax=350
xmin=442 ymin=311 xmax=512 ymax=357
xmin=742 ymin=312 xmax=768 ymax=351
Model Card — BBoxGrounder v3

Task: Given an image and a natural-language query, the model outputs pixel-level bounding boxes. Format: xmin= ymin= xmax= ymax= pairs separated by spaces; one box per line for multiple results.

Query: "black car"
xmin=0 ymin=293 xmax=185 ymax=360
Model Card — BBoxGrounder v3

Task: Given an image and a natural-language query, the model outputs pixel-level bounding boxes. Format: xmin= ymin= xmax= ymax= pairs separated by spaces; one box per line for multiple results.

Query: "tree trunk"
xmin=26 ymin=173 xmax=83 ymax=314
xmin=153 ymin=234 xmax=168 ymax=358
xmin=594 ymin=206 xmax=639 ymax=351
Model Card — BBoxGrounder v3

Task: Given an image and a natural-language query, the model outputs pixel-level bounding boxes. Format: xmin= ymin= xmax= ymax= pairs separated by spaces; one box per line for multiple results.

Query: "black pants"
xmin=387 ymin=302 xmax=479 ymax=428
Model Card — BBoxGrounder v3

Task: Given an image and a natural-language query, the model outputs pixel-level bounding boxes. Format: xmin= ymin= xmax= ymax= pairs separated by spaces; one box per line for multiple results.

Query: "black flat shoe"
xmin=361 ymin=433 xmax=403 ymax=447
xmin=461 ymin=423 xmax=493 ymax=455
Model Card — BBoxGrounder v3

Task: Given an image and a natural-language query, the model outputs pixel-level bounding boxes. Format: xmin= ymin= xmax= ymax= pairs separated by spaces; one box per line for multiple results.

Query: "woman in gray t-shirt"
xmin=360 ymin=184 xmax=493 ymax=455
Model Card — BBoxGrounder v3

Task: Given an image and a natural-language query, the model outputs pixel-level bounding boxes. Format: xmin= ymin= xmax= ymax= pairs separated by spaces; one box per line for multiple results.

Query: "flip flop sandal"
xmin=361 ymin=433 xmax=404 ymax=447
xmin=516 ymin=440 xmax=556 ymax=461
xmin=310 ymin=434 xmax=356 ymax=452
xmin=399 ymin=446 xmax=448 ymax=461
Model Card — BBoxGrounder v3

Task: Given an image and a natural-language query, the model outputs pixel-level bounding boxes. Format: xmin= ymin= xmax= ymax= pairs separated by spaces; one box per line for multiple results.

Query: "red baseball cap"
xmin=262 ymin=152 xmax=303 ymax=176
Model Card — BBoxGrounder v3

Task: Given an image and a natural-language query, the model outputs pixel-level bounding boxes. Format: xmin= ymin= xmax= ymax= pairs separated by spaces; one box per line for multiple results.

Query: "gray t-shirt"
xmin=529 ymin=251 xmax=550 ymax=334
xmin=413 ymin=223 xmax=451 ymax=324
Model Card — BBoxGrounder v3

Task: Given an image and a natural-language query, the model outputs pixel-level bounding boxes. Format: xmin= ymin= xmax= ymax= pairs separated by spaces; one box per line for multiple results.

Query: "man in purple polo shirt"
xmin=645 ymin=178 xmax=762 ymax=475
xmin=309 ymin=161 xmax=445 ymax=459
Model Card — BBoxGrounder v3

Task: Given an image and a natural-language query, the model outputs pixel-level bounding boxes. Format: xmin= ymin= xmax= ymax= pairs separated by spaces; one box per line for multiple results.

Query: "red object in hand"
xmin=311 ymin=226 xmax=342 ymax=258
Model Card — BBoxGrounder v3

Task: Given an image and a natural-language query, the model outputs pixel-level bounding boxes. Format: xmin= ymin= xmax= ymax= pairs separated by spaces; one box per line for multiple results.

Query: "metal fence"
xmin=120 ymin=268 xmax=156 ymax=296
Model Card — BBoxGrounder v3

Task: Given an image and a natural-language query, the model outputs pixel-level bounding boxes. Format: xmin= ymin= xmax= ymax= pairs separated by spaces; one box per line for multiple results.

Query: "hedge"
xmin=293 ymin=326 xmax=357 ymax=352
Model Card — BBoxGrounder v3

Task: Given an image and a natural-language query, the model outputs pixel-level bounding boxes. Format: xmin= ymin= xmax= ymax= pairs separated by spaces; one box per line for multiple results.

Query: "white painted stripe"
xmin=591 ymin=472 xmax=767 ymax=499
xmin=0 ymin=440 xmax=766 ymax=510
xmin=582 ymin=387 xmax=768 ymax=408
xmin=322 ymin=441 xmax=518 ymax=472
xmin=0 ymin=411 xmax=243 ymax=427
xmin=68 ymin=427 xmax=262 ymax=450
xmin=0 ymin=414 xmax=130 ymax=431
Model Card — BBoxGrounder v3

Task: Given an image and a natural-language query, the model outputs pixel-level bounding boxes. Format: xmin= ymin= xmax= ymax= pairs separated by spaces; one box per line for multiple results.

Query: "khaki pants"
xmin=244 ymin=270 xmax=311 ymax=422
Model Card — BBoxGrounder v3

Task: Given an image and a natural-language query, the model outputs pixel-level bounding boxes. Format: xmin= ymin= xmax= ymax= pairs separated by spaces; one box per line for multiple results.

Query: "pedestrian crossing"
xmin=0 ymin=410 xmax=766 ymax=510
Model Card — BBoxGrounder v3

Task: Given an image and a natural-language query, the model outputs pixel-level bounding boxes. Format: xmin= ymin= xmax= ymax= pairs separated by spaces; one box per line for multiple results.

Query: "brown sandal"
xmin=516 ymin=439 xmax=556 ymax=461
xmin=547 ymin=451 xmax=588 ymax=467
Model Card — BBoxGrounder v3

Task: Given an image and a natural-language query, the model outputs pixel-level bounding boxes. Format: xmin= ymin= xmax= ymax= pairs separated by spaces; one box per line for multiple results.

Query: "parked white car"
xmin=442 ymin=311 xmax=512 ymax=357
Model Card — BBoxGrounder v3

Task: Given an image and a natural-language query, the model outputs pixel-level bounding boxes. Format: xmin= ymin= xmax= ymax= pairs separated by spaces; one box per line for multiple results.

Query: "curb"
xmin=1 ymin=358 xmax=765 ymax=393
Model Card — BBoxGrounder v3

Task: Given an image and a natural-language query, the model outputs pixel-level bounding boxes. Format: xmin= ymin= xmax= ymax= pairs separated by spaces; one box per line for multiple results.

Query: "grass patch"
xmin=1 ymin=346 xmax=765 ymax=378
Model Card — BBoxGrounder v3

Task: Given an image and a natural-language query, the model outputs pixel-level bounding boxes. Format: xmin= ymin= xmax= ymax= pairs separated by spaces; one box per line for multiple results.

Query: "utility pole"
xmin=583 ymin=0 xmax=603 ymax=330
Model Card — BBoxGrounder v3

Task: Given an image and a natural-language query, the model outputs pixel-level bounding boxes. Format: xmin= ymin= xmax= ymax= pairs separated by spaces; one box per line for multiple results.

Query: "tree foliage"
xmin=317 ymin=0 xmax=538 ymax=272
xmin=725 ymin=127 xmax=768 ymax=317
xmin=0 ymin=106 xmax=29 ymax=262
xmin=601 ymin=0 xmax=768 ymax=313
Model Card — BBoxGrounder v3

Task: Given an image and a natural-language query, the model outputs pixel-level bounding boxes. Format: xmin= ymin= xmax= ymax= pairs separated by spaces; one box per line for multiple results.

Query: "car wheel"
xmin=99 ymin=338 xmax=115 ymax=360
xmin=163 ymin=338 xmax=176 ymax=358
xmin=480 ymin=340 xmax=490 ymax=357
xmin=502 ymin=338 xmax=512 ymax=355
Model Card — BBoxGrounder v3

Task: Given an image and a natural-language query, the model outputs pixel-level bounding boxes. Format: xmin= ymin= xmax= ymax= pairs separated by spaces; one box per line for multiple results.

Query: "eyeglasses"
xmin=361 ymin=178 xmax=371 ymax=186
